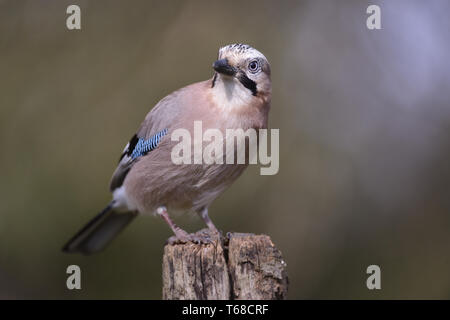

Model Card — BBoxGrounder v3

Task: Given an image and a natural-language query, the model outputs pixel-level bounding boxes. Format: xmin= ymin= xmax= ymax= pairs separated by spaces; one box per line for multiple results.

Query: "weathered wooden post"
xmin=162 ymin=229 xmax=288 ymax=300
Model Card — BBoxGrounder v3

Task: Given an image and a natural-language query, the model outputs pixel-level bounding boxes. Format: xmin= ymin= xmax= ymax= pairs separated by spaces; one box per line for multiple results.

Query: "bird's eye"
xmin=248 ymin=60 xmax=260 ymax=73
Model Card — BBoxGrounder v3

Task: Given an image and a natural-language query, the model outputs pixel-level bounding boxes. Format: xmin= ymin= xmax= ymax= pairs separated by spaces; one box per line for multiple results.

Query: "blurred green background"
xmin=1 ymin=0 xmax=450 ymax=299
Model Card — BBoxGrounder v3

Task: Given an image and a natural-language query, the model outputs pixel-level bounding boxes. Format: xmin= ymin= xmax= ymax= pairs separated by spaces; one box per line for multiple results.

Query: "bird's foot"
xmin=166 ymin=228 xmax=222 ymax=245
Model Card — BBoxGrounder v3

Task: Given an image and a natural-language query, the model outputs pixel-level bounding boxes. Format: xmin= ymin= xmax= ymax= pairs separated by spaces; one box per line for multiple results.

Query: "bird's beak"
xmin=213 ymin=58 xmax=236 ymax=76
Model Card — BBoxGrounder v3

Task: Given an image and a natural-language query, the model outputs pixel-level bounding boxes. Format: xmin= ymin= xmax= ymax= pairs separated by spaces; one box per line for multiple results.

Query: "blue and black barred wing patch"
xmin=119 ymin=128 xmax=169 ymax=162
xmin=130 ymin=128 xmax=169 ymax=159
xmin=111 ymin=128 xmax=169 ymax=191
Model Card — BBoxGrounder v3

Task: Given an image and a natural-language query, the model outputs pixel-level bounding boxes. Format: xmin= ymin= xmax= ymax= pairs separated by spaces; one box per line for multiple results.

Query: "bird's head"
xmin=211 ymin=44 xmax=271 ymax=106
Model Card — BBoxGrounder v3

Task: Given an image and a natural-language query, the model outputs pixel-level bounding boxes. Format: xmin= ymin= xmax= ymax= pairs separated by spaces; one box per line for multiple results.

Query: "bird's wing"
xmin=109 ymin=130 xmax=169 ymax=191
xmin=109 ymin=92 xmax=182 ymax=192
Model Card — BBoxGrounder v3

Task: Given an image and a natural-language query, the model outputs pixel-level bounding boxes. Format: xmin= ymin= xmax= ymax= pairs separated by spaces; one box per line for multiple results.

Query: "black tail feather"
xmin=62 ymin=203 xmax=136 ymax=255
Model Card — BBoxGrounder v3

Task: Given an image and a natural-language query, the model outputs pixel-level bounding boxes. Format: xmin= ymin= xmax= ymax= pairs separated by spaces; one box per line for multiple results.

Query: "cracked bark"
xmin=162 ymin=230 xmax=288 ymax=300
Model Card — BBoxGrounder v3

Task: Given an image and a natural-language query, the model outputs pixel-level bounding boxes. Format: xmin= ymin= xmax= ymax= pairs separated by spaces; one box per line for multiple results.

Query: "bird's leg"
xmin=191 ymin=207 xmax=221 ymax=243
xmin=198 ymin=207 xmax=219 ymax=233
xmin=156 ymin=206 xmax=190 ymax=244
xmin=157 ymin=206 xmax=219 ymax=245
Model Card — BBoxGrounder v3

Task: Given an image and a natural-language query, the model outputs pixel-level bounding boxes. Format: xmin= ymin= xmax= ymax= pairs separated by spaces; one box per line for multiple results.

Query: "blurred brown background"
xmin=1 ymin=0 xmax=449 ymax=299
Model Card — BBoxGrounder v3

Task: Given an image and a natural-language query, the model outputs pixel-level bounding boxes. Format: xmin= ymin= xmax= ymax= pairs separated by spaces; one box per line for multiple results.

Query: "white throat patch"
xmin=211 ymin=75 xmax=254 ymax=111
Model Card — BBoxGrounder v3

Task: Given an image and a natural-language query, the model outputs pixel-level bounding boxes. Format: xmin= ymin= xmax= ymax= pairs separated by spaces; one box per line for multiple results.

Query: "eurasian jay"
xmin=63 ymin=44 xmax=271 ymax=254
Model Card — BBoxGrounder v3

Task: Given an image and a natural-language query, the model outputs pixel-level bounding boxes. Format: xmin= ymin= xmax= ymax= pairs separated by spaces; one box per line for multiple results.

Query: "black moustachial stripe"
xmin=211 ymin=73 xmax=217 ymax=88
xmin=238 ymin=73 xmax=257 ymax=96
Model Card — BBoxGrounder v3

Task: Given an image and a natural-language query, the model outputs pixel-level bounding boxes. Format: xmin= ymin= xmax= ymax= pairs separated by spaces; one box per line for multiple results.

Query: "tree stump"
xmin=162 ymin=229 xmax=288 ymax=300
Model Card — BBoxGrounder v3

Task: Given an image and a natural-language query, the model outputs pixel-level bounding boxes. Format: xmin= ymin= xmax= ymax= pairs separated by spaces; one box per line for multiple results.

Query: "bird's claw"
xmin=166 ymin=229 xmax=220 ymax=245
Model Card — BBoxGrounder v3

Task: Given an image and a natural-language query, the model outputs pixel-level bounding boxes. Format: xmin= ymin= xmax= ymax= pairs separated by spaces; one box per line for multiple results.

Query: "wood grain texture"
xmin=162 ymin=230 xmax=288 ymax=300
